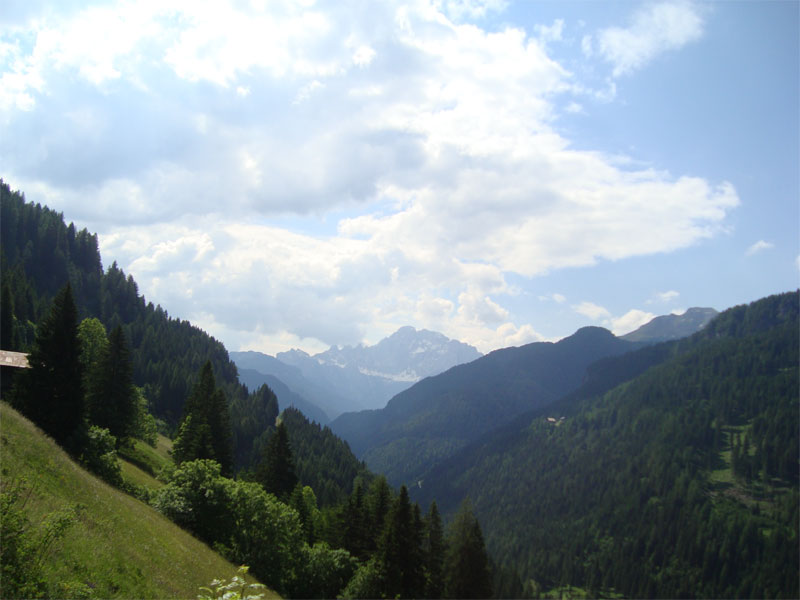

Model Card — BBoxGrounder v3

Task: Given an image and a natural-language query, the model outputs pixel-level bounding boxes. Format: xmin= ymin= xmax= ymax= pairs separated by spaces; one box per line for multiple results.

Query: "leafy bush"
xmin=225 ymin=480 xmax=305 ymax=597
xmin=80 ymin=426 xmax=123 ymax=487
xmin=294 ymin=542 xmax=357 ymax=599
xmin=339 ymin=558 xmax=384 ymax=600
xmin=198 ymin=565 xmax=266 ymax=600
xmin=152 ymin=459 xmax=233 ymax=545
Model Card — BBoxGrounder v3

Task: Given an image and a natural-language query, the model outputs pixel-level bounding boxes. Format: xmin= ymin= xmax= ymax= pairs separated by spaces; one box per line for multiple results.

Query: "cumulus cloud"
xmin=590 ymin=1 xmax=704 ymax=77
xmin=573 ymin=301 xmax=612 ymax=321
xmin=648 ymin=290 xmax=680 ymax=304
xmin=746 ymin=240 xmax=774 ymax=256
xmin=611 ymin=309 xmax=656 ymax=335
xmin=1 ymin=0 xmax=738 ymax=354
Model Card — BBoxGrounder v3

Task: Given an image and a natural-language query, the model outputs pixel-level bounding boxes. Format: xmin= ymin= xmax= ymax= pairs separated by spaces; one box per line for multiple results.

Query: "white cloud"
xmin=611 ymin=309 xmax=656 ymax=336
xmin=573 ymin=301 xmax=611 ymax=321
xmin=648 ymin=290 xmax=680 ymax=304
xmin=594 ymin=1 xmax=704 ymax=77
xmin=434 ymin=0 xmax=508 ymax=22
xmin=535 ymin=19 xmax=564 ymax=47
xmin=746 ymin=240 xmax=774 ymax=256
xmin=1 ymin=0 xmax=740 ymax=355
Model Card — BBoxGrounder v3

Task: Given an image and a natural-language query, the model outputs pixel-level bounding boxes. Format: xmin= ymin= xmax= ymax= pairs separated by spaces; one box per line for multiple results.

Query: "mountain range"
xmin=327 ymin=306 xmax=722 ymax=485
xmin=230 ymin=327 xmax=482 ymax=421
xmin=330 ymin=326 xmax=639 ymax=484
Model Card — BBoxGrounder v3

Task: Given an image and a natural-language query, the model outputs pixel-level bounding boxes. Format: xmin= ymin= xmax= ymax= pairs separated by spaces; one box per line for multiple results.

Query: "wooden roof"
xmin=0 ymin=351 xmax=30 ymax=368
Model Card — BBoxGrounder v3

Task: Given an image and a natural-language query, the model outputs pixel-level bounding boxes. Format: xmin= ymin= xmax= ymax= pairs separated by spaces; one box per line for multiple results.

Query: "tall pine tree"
xmin=424 ymin=501 xmax=446 ymax=599
xmin=444 ymin=500 xmax=492 ymax=599
xmin=378 ymin=485 xmax=425 ymax=599
xmin=172 ymin=361 xmax=234 ymax=475
xmin=255 ymin=421 xmax=298 ymax=501
xmin=12 ymin=283 xmax=85 ymax=453
xmin=85 ymin=325 xmax=137 ymax=445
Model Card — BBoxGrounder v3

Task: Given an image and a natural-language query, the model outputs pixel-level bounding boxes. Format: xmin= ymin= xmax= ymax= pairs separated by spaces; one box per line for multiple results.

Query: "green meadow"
xmin=1 ymin=401 xmax=278 ymax=599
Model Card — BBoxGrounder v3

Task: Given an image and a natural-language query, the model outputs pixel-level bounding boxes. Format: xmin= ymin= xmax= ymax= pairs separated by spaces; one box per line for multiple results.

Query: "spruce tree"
xmin=343 ymin=482 xmax=369 ymax=559
xmin=444 ymin=500 xmax=492 ymax=599
xmin=172 ymin=361 xmax=234 ymax=475
xmin=12 ymin=283 xmax=85 ymax=453
xmin=86 ymin=325 xmax=137 ymax=444
xmin=255 ymin=422 xmax=297 ymax=501
xmin=209 ymin=388 xmax=234 ymax=474
xmin=424 ymin=501 xmax=446 ymax=599
xmin=1 ymin=281 xmax=17 ymax=350
xmin=378 ymin=485 xmax=425 ymax=599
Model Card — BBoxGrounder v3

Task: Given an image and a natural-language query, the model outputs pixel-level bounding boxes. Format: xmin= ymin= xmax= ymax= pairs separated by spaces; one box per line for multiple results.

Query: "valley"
xmin=1 ymin=182 xmax=797 ymax=598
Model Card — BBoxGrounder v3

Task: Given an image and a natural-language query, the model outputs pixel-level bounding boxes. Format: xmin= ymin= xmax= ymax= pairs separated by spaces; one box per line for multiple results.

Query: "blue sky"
xmin=1 ymin=0 xmax=797 ymax=354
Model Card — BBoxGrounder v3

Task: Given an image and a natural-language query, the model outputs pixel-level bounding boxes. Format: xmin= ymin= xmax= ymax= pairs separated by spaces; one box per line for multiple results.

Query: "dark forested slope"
xmin=280 ymin=407 xmax=373 ymax=507
xmin=415 ymin=291 xmax=799 ymax=598
xmin=1 ymin=181 xmax=243 ymax=425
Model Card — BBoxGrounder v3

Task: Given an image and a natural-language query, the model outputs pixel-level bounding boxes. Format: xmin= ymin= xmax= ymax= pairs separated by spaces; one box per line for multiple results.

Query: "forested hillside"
xmin=1 ymin=181 xmax=310 ymax=474
xmin=331 ymin=326 xmax=638 ymax=485
xmin=1 ymin=183 xmax=497 ymax=599
xmin=1 ymin=180 xmax=241 ymax=425
xmin=415 ymin=292 xmax=799 ymax=598
xmin=280 ymin=408 xmax=374 ymax=507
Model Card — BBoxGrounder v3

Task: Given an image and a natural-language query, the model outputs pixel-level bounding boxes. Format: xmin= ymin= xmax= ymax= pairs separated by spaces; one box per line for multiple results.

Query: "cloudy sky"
xmin=1 ymin=0 xmax=797 ymax=355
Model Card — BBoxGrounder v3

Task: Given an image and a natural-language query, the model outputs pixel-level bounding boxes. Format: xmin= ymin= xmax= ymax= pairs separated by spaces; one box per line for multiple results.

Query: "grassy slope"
xmin=0 ymin=402 xmax=278 ymax=599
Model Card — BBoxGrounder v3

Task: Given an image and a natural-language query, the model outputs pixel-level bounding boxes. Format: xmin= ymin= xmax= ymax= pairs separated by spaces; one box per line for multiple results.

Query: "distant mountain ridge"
xmin=231 ymin=327 xmax=482 ymax=419
xmin=621 ymin=306 xmax=718 ymax=343
xmin=307 ymin=326 xmax=482 ymax=382
xmin=330 ymin=326 xmax=639 ymax=485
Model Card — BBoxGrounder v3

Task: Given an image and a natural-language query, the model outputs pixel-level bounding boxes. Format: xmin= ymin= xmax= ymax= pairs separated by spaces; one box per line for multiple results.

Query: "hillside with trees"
xmin=415 ymin=291 xmax=799 ymax=598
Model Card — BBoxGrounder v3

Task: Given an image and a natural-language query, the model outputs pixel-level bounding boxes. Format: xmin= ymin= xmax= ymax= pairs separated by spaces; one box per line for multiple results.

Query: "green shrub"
xmin=80 ymin=426 xmax=123 ymax=487
xmin=339 ymin=558 xmax=385 ymax=600
xmin=294 ymin=542 xmax=357 ymax=599
xmin=198 ymin=565 xmax=266 ymax=600
xmin=152 ymin=459 xmax=233 ymax=545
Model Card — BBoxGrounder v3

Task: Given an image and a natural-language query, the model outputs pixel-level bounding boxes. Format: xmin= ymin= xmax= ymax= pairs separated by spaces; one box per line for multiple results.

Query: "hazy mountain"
xmin=330 ymin=326 xmax=638 ymax=485
xmin=310 ymin=326 xmax=482 ymax=382
xmin=237 ymin=367 xmax=330 ymax=425
xmin=232 ymin=327 xmax=482 ymax=418
xmin=231 ymin=350 xmax=363 ymax=419
xmin=621 ymin=306 xmax=718 ymax=343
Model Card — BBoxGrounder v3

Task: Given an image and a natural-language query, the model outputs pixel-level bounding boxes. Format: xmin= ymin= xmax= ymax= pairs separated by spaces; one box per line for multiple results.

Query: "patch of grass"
xmin=118 ymin=435 xmax=174 ymax=477
xmin=0 ymin=402 xmax=279 ymax=599
xmin=120 ymin=458 xmax=164 ymax=491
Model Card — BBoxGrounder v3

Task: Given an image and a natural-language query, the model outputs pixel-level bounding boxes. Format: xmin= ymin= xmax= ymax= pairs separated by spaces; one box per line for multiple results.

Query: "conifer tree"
xmin=255 ymin=421 xmax=297 ymax=501
xmin=378 ymin=485 xmax=425 ymax=599
xmin=172 ymin=361 xmax=234 ymax=475
xmin=424 ymin=501 xmax=446 ymax=599
xmin=77 ymin=317 xmax=108 ymax=391
xmin=367 ymin=476 xmax=393 ymax=550
xmin=209 ymin=388 xmax=234 ymax=474
xmin=1 ymin=281 xmax=17 ymax=350
xmin=12 ymin=283 xmax=85 ymax=453
xmin=86 ymin=325 xmax=137 ymax=444
xmin=343 ymin=482 xmax=369 ymax=559
xmin=444 ymin=500 xmax=492 ymax=599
